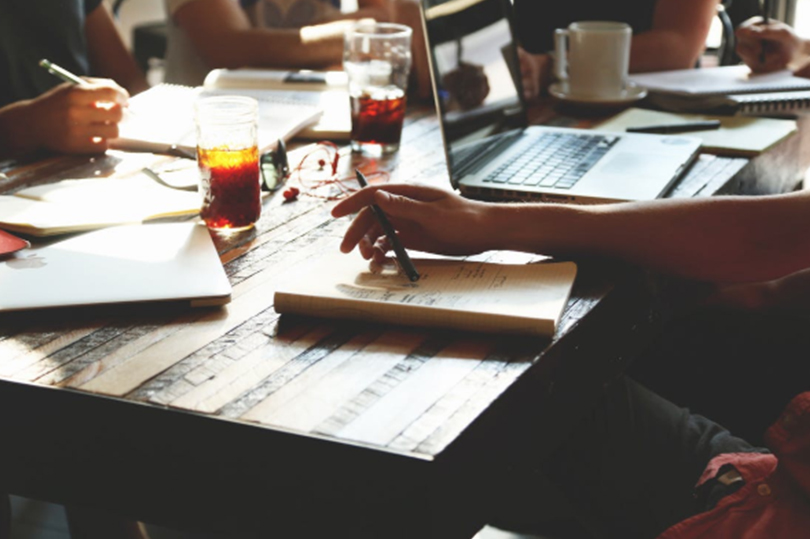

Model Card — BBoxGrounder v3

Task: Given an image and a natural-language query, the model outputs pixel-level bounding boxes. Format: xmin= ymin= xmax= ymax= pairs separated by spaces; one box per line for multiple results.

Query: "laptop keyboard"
xmin=482 ymin=132 xmax=619 ymax=189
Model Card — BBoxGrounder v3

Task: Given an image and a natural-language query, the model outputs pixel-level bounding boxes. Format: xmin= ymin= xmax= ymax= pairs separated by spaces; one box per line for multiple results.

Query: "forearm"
xmin=629 ymin=31 xmax=705 ymax=72
xmin=492 ymin=193 xmax=810 ymax=283
xmin=193 ymin=27 xmax=344 ymax=70
xmin=0 ymin=100 xmax=41 ymax=159
xmin=630 ymin=0 xmax=717 ymax=72
xmin=85 ymin=3 xmax=148 ymax=94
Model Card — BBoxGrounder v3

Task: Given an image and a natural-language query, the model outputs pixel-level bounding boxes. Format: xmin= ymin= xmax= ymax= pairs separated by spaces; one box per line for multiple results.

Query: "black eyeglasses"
xmin=260 ymin=138 xmax=289 ymax=192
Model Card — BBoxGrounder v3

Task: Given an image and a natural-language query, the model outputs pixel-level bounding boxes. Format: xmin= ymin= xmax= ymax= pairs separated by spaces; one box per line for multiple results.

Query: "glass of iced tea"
xmin=194 ymin=96 xmax=261 ymax=231
xmin=344 ymin=22 xmax=412 ymax=155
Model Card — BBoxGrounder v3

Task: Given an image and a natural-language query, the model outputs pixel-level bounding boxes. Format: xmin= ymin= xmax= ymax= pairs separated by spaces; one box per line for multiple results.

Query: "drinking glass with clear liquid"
xmin=344 ymin=22 xmax=412 ymax=155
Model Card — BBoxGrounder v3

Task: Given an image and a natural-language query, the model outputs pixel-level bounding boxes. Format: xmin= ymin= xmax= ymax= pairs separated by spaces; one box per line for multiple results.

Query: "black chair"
xmin=716 ymin=0 xmax=769 ymax=66
xmin=112 ymin=0 xmax=168 ymax=74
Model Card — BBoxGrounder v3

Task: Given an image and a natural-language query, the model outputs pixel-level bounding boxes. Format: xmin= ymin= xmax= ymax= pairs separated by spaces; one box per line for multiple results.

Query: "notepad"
xmin=274 ymin=252 xmax=577 ymax=336
xmin=111 ymin=83 xmax=324 ymax=155
xmin=203 ymin=68 xmax=352 ymax=141
xmin=629 ymin=65 xmax=810 ymax=115
xmin=0 ymin=172 xmax=201 ymax=236
xmin=594 ymin=108 xmax=798 ymax=157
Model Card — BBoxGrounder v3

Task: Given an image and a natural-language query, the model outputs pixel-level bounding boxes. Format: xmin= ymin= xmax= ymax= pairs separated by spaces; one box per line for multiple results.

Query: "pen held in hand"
xmin=38 ymin=59 xmax=89 ymax=86
xmin=760 ymin=0 xmax=772 ymax=64
xmin=38 ymin=58 xmax=134 ymax=117
xmin=626 ymin=120 xmax=721 ymax=134
xmin=354 ymin=169 xmax=420 ymax=282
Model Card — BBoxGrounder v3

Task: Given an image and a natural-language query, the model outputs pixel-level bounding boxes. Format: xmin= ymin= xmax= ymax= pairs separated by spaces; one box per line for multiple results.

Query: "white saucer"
xmin=549 ymin=82 xmax=648 ymax=107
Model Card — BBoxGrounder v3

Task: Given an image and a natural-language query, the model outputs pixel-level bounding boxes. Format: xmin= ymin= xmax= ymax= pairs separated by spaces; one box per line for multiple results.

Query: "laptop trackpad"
xmin=598 ymin=152 xmax=668 ymax=177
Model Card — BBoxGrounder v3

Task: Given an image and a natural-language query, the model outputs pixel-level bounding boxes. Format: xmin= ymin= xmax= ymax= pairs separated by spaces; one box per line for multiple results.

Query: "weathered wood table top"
xmin=0 ymin=104 xmax=806 ymax=538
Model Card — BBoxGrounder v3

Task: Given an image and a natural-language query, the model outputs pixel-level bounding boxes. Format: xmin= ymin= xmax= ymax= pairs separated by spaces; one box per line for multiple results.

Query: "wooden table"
xmin=1 ymin=104 xmax=807 ymax=538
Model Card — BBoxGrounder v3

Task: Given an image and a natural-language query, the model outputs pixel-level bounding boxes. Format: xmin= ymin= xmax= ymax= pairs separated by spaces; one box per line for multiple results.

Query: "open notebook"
xmin=274 ymin=252 xmax=577 ymax=336
xmin=111 ymin=83 xmax=323 ymax=156
xmin=204 ymin=68 xmax=352 ymax=140
xmin=594 ymin=108 xmax=798 ymax=157
xmin=0 ymin=168 xmax=201 ymax=236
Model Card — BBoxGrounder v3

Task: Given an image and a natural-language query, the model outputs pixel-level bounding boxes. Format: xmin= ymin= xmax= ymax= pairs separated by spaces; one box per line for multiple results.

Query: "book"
xmin=203 ymin=68 xmax=352 ymax=141
xmin=111 ymin=83 xmax=324 ymax=155
xmin=274 ymin=252 xmax=577 ymax=336
xmin=204 ymin=68 xmax=348 ymax=91
xmin=0 ymin=170 xmax=201 ymax=237
xmin=594 ymin=107 xmax=798 ymax=157
xmin=629 ymin=65 xmax=810 ymax=115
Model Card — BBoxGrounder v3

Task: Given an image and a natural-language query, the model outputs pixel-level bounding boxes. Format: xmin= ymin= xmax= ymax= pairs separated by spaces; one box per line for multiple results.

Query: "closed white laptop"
xmin=420 ymin=0 xmax=701 ymax=204
xmin=0 ymin=223 xmax=231 ymax=312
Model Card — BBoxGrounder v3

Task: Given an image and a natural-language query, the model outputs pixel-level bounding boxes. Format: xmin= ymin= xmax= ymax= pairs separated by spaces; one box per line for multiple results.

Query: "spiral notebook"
xmin=111 ymin=83 xmax=323 ymax=156
xmin=630 ymin=65 xmax=810 ymax=115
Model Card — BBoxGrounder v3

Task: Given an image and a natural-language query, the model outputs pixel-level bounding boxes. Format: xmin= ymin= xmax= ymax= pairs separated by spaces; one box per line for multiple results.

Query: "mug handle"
xmin=554 ymin=29 xmax=569 ymax=81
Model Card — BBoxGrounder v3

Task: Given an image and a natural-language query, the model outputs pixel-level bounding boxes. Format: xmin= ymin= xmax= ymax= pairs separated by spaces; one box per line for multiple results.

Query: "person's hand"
xmin=516 ymin=48 xmax=551 ymax=101
xmin=27 ymin=79 xmax=129 ymax=155
xmin=794 ymin=58 xmax=810 ymax=79
xmin=735 ymin=17 xmax=803 ymax=73
xmin=705 ymin=266 xmax=810 ymax=313
xmin=331 ymin=184 xmax=497 ymax=261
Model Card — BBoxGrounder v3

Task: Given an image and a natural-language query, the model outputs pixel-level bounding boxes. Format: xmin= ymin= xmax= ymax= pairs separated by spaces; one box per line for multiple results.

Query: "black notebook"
xmin=630 ymin=65 xmax=810 ymax=115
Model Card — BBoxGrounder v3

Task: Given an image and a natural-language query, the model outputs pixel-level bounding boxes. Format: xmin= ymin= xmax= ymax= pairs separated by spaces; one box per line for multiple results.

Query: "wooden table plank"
xmin=242 ymin=330 xmax=424 ymax=429
xmin=334 ymin=338 xmax=493 ymax=447
xmin=171 ymin=324 xmax=341 ymax=413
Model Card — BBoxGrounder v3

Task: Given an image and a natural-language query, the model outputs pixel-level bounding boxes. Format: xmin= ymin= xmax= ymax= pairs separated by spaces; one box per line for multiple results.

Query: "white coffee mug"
xmin=554 ymin=21 xmax=632 ymax=99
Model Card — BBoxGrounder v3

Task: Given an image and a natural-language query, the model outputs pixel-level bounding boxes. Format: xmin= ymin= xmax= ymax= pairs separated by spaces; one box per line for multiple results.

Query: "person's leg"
xmin=65 ymin=506 xmax=149 ymax=539
xmin=543 ymin=375 xmax=765 ymax=539
xmin=630 ymin=308 xmax=810 ymax=446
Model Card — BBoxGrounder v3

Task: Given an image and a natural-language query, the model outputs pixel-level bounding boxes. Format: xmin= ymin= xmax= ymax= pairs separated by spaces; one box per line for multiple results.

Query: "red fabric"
xmin=656 ymin=392 xmax=810 ymax=539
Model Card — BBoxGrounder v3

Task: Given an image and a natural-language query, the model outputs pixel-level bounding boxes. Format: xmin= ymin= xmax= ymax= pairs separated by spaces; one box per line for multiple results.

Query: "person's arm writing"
xmin=629 ymin=0 xmax=719 ymax=72
xmin=0 ymin=81 xmax=128 ymax=159
xmin=332 ymin=184 xmax=810 ymax=284
xmin=736 ymin=17 xmax=810 ymax=74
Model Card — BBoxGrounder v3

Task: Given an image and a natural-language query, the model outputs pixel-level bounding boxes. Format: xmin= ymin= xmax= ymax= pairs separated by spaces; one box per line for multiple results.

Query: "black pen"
xmin=626 ymin=120 xmax=721 ymax=134
xmin=354 ymin=169 xmax=420 ymax=282
xmin=760 ymin=0 xmax=772 ymax=64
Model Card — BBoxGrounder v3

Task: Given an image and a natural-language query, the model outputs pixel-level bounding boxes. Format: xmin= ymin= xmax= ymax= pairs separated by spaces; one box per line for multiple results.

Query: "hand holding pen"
xmin=33 ymin=59 xmax=130 ymax=154
xmin=354 ymin=170 xmax=420 ymax=281
xmin=735 ymin=14 xmax=802 ymax=74
xmin=759 ymin=0 xmax=771 ymax=65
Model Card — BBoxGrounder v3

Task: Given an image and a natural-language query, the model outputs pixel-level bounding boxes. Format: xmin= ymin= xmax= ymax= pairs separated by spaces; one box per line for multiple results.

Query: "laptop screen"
xmin=422 ymin=0 xmax=527 ymax=183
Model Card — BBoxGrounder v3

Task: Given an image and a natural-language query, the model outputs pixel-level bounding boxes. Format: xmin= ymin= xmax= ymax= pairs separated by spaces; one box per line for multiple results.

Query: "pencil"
xmin=354 ymin=169 xmax=420 ymax=282
xmin=38 ymin=59 xmax=90 ymax=86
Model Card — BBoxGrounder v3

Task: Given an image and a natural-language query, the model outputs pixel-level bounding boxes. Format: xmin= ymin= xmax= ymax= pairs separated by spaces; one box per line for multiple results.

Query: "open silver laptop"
xmin=0 ymin=223 xmax=231 ymax=312
xmin=419 ymin=0 xmax=701 ymax=204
